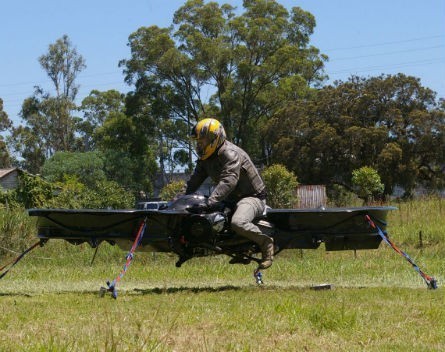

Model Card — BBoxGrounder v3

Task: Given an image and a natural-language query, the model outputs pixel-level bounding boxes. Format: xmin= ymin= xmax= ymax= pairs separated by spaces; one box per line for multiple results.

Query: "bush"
xmin=327 ymin=184 xmax=360 ymax=207
xmin=14 ymin=173 xmax=54 ymax=209
xmin=47 ymin=176 xmax=135 ymax=209
xmin=261 ymin=164 xmax=298 ymax=208
xmin=352 ymin=166 xmax=384 ymax=205
xmin=85 ymin=180 xmax=135 ymax=209
xmin=0 ymin=189 xmax=21 ymax=209
xmin=159 ymin=180 xmax=186 ymax=201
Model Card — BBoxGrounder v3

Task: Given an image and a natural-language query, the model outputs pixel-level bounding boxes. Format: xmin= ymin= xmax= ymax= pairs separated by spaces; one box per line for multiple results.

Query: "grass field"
xmin=1 ymin=198 xmax=444 ymax=351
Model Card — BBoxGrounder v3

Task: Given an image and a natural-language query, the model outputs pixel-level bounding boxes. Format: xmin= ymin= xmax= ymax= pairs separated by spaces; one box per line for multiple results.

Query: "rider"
xmin=185 ymin=118 xmax=274 ymax=269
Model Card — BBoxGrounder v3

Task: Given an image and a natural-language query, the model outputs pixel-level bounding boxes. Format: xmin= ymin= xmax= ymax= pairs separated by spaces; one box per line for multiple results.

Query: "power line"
xmin=323 ymin=34 xmax=445 ymax=52
xmin=0 ymin=80 xmax=128 ymax=100
xmin=0 ymin=71 xmax=124 ymax=89
xmin=331 ymin=45 xmax=445 ymax=62
xmin=328 ymin=57 xmax=445 ymax=75
xmin=1 ymin=36 xmax=444 ymax=113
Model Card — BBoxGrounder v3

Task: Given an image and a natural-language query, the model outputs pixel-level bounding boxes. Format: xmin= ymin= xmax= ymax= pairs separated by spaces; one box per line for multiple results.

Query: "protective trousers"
xmin=230 ymin=197 xmax=274 ymax=268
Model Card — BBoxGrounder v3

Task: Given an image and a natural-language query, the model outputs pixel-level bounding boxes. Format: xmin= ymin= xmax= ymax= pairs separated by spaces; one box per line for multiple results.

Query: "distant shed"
xmin=296 ymin=185 xmax=327 ymax=208
xmin=0 ymin=168 xmax=21 ymax=190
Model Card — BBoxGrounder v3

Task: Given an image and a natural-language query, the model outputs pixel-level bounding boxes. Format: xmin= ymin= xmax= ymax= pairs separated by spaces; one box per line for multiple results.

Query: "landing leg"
xmin=254 ymin=268 xmax=264 ymax=285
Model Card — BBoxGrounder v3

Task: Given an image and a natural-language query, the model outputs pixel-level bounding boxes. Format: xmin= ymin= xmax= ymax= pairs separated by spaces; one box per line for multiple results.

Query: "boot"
xmin=259 ymin=237 xmax=274 ymax=269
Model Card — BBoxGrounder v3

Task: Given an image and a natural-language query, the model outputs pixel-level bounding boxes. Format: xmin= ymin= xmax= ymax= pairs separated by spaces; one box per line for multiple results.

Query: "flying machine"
xmin=1 ymin=194 xmax=437 ymax=298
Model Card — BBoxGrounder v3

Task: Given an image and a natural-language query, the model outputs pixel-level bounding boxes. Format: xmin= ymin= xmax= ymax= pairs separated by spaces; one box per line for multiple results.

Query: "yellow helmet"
xmin=191 ymin=118 xmax=226 ymax=160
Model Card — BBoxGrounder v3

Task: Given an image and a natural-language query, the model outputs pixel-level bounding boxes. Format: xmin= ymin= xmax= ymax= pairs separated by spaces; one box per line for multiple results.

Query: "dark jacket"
xmin=185 ymin=140 xmax=266 ymax=205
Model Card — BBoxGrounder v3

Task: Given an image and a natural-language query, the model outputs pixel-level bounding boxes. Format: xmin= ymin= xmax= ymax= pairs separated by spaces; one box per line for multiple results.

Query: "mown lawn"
xmin=0 ymin=197 xmax=444 ymax=351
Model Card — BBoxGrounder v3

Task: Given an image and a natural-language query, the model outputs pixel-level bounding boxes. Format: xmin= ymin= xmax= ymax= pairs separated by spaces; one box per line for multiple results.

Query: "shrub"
xmin=327 ymin=184 xmax=360 ymax=207
xmin=14 ymin=173 xmax=54 ymax=208
xmin=47 ymin=177 xmax=135 ymax=209
xmin=352 ymin=166 xmax=384 ymax=205
xmin=159 ymin=180 xmax=186 ymax=201
xmin=262 ymin=164 xmax=298 ymax=208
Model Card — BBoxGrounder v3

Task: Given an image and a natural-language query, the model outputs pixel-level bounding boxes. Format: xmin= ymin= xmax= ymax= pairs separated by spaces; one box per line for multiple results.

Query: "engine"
xmin=165 ymin=194 xmax=229 ymax=244
xmin=184 ymin=212 xmax=227 ymax=243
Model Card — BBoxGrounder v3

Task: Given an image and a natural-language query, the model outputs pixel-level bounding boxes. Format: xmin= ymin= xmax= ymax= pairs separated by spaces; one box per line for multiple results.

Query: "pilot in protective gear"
xmin=185 ymin=118 xmax=274 ymax=269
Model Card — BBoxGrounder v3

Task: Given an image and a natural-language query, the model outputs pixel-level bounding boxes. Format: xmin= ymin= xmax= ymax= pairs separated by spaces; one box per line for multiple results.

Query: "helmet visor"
xmin=192 ymin=136 xmax=210 ymax=159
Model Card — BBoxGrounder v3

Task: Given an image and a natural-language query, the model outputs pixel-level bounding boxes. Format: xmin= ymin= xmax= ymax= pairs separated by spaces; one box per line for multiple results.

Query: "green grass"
xmin=1 ymin=198 xmax=445 ymax=351
xmin=1 ymin=286 xmax=443 ymax=351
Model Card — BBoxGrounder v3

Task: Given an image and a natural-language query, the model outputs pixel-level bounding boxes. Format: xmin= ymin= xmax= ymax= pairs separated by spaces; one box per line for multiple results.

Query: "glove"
xmin=187 ymin=203 xmax=209 ymax=214
xmin=187 ymin=200 xmax=221 ymax=214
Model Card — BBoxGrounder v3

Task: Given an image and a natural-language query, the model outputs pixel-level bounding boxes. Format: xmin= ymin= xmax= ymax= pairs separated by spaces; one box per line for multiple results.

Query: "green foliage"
xmin=0 ymin=208 xmax=36 ymax=256
xmin=7 ymin=122 xmax=47 ymax=174
xmin=94 ymin=109 xmax=158 ymax=193
xmin=45 ymin=175 xmax=88 ymax=209
xmin=101 ymin=149 xmax=157 ymax=194
xmin=262 ymin=164 xmax=298 ymax=208
xmin=0 ymin=98 xmax=13 ymax=132
xmin=266 ymin=74 xmax=445 ymax=196
xmin=77 ymin=90 xmax=158 ymax=193
xmin=1 ymin=197 xmax=445 ymax=350
xmin=8 ymin=35 xmax=86 ymax=173
xmin=0 ymin=172 xmax=134 ymax=210
xmin=77 ymin=89 xmax=126 ymax=152
xmin=0 ymin=188 xmax=20 ymax=209
xmin=15 ymin=172 xmax=54 ymax=208
xmin=84 ymin=179 xmax=135 ymax=209
xmin=0 ymin=99 xmax=12 ymax=167
xmin=47 ymin=176 xmax=135 ymax=209
xmin=326 ymin=184 xmax=360 ymax=207
xmin=38 ymin=34 xmax=86 ymax=100
xmin=352 ymin=166 xmax=384 ymax=204
xmin=5 ymin=2 xmax=445 ymax=201
xmin=41 ymin=151 xmax=106 ymax=189
xmin=121 ymin=0 xmax=326 ymax=160
xmin=159 ymin=180 xmax=186 ymax=201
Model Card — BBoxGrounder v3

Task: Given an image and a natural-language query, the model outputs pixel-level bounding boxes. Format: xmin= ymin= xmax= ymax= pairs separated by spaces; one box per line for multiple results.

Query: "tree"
xmin=265 ymin=74 xmax=445 ymax=197
xmin=0 ymin=98 xmax=12 ymax=132
xmin=120 ymin=0 xmax=326 ymax=166
xmin=8 ymin=35 xmax=86 ymax=173
xmin=116 ymin=77 xmax=189 ymax=191
xmin=39 ymin=35 xmax=86 ymax=100
xmin=77 ymin=89 xmax=159 ymax=194
xmin=41 ymin=151 xmax=106 ymax=189
xmin=93 ymin=110 xmax=158 ymax=193
xmin=7 ymin=124 xmax=45 ymax=172
xmin=78 ymin=89 xmax=126 ymax=152
xmin=0 ymin=99 xmax=12 ymax=167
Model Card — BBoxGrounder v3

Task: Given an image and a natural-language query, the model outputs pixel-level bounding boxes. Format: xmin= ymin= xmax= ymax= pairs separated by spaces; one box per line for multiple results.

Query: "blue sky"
xmin=1 ymin=0 xmax=444 ymax=126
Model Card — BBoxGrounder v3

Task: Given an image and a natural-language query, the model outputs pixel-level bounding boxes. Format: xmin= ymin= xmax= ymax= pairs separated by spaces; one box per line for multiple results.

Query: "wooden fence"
xmin=296 ymin=185 xmax=327 ymax=208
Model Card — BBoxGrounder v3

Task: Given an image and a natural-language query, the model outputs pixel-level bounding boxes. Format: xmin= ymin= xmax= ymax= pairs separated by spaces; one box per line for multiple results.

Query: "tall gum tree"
xmin=8 ymin=35 xmax=86 ymax=173
xmin=120 ymin=0 xmax=327 ymax=165
xmin=0 ymin=98 xmax=12 ymax=167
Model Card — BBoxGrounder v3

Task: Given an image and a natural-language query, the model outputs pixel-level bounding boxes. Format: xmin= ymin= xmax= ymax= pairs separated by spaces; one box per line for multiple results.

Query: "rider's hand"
xmin=187 ymin=203 xmax=209 ymax=213
xmin=187 ymin=200 xmax=221 ymax=213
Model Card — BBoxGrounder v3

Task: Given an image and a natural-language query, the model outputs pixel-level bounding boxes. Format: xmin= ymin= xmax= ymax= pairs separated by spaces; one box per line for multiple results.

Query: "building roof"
xmin=0 ymin=168 xmax=18 ymax=179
